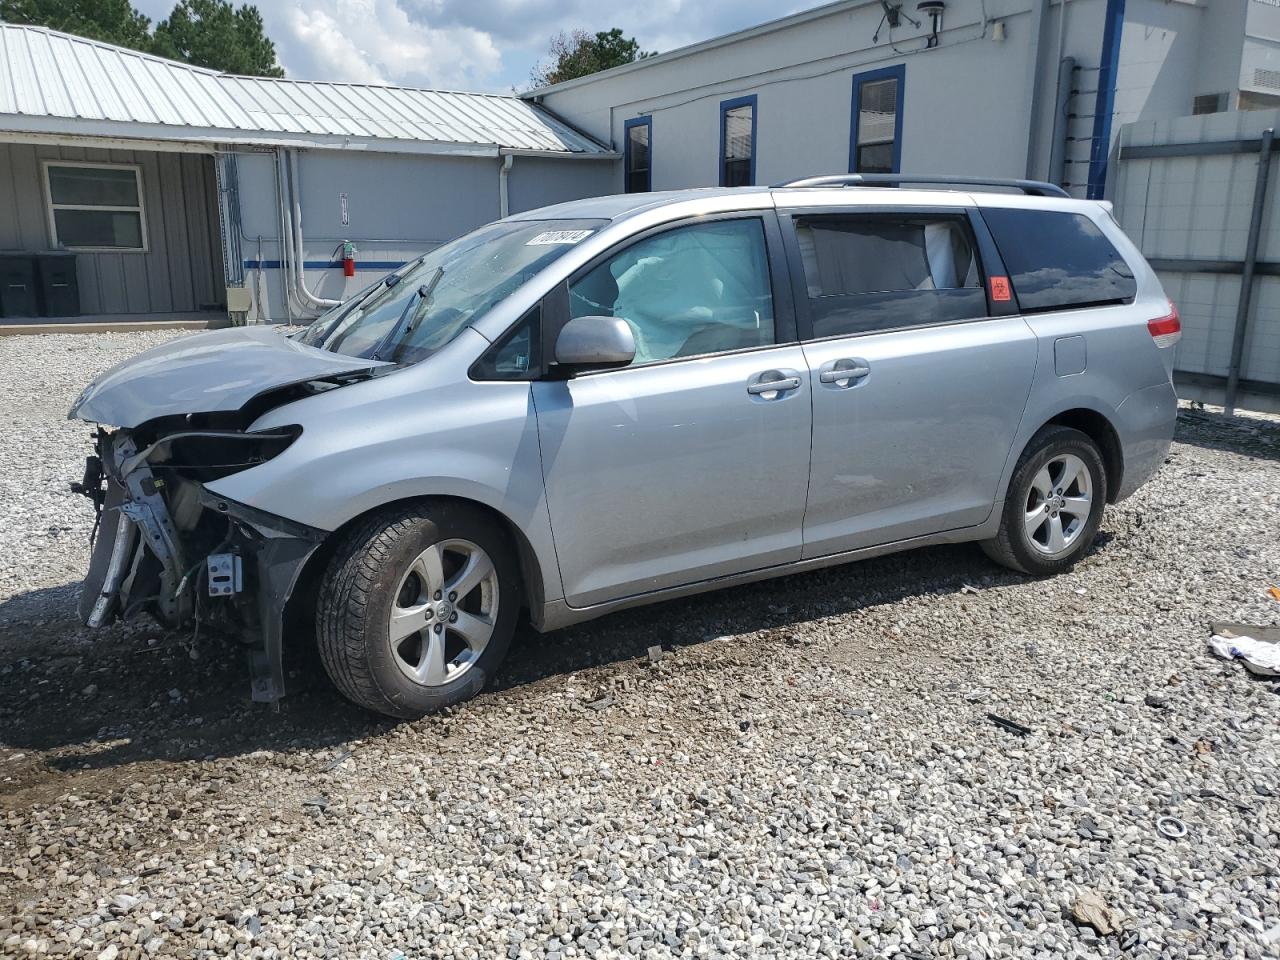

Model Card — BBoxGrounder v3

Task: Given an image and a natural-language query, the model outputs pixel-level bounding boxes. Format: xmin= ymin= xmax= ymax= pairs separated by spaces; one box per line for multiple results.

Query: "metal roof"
xmin=0 ymin=23 xmax=612 ymax=157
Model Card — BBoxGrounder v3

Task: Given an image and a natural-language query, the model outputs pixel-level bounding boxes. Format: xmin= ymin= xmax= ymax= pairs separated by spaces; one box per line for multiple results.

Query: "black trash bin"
xmin=35 ymin=252 xmax=80 ymax=317
xmin=0 ymin=253 xmax=38 ymax=318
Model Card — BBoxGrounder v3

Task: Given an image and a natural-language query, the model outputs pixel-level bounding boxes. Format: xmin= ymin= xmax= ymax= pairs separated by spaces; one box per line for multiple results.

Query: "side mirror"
xmin=553 ymin=316 xmax=635 ymax=371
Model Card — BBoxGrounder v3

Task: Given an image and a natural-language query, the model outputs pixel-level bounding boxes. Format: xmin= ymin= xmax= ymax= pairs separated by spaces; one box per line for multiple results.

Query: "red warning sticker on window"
xmin=990 ymin=276 xmax=1012 ymax=302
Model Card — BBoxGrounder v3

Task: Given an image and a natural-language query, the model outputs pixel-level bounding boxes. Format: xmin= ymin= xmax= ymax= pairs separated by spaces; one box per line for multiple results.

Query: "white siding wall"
xmin=233 ymin=149 xmax=614 ymax=322
xmin=536 ymin=0 xmax=1253 ymax=200
xmin=537 ymin=0 xmax=1046 ymax=193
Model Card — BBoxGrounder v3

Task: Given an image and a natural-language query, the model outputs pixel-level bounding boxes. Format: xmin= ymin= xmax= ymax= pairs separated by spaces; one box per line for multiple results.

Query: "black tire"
xmin=316 ymin=502 xmax=520 ymax=719
xmin=981 ymin=425 xmax=1108 ymax=576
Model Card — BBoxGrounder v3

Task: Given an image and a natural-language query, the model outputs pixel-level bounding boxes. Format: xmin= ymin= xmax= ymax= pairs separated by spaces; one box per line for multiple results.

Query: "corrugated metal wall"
xmin=1115 ymin=110 xmax=1280 ymax=401
xmin=0 ymin=142 xmax=223 ymax=316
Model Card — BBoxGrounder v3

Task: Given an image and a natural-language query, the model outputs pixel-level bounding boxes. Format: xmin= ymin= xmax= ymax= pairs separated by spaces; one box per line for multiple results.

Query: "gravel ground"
xmin=1 ymin=330 xmax=1278 ymax=960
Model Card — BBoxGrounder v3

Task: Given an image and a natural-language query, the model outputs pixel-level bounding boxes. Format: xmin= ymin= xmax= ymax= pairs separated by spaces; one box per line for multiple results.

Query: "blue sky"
xmin=132 ymin=0 xmax=811 ymax=92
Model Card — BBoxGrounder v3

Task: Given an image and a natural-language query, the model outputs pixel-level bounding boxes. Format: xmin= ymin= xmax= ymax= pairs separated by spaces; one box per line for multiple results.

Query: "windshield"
xmin=299 ymin=218 xmax=604 ymax=363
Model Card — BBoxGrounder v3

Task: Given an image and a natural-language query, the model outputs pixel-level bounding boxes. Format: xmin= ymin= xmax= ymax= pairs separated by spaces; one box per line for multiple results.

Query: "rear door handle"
xmin=747 ymin=369 xmax=803 ymax=396
xmin=819 ymin=358 xmax=871 ymax=387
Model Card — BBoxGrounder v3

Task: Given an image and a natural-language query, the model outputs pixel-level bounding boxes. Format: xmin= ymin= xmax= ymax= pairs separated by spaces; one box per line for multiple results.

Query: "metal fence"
xmin=1114 ymin=110 xmax=1280 ymax=414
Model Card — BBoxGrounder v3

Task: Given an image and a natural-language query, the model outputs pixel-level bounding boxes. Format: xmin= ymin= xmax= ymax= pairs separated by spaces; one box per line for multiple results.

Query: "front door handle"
xmin=747 ymin=369 xmax=802 ymax=397
xmin=819 ymin=358 xmax=871 ymax=387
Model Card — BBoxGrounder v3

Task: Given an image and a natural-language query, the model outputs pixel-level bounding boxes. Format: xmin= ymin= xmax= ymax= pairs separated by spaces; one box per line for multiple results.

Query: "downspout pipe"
xmin=499 ymin=153 xmax=514 ymax=218
xmin=287 ymin=149 xmax=340 ymax=311
xmin=272 ymin=148 xmax=297 ymax=323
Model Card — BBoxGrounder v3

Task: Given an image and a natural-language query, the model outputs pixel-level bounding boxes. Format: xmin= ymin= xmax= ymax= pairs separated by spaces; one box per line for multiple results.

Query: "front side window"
xmin=625 ymin=117 xmax=651 ymax=193
xmin=300 ymin=218 xmax=603 ymax=363
xmin=720 ymin=96 xmax=756 ymax=187
xmin=568 ymin=218 xmax=775 ymax=366
xmin=850 ymin=66 xmax=904 ymax=174
xmin=981 ymin=208 xmax=1137 ymax=313
xmin=45 ymin=163 xmax=146 ymax=251
xmin=472 ymin=307 xmax=541 ymax=380
xmin=794 ymin=213 xmax=985 ymax=338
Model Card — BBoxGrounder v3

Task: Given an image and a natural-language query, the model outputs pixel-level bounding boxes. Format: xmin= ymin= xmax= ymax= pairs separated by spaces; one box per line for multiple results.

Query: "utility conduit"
xmin=287 ymin=149 xmax=340 ymax=311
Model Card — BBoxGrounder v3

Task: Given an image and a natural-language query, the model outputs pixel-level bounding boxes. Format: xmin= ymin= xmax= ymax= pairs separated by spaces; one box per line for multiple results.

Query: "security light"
xmin=918 ymin=0 xmax=945 ymax=47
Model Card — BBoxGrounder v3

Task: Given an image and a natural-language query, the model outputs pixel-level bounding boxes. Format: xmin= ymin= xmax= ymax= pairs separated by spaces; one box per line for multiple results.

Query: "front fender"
xmin=206 ymin=330 xmax=564 ymax=603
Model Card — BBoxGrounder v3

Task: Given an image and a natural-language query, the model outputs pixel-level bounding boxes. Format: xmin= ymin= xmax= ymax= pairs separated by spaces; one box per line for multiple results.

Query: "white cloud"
xmin=266 ymin=0 xmax=503 ymax=90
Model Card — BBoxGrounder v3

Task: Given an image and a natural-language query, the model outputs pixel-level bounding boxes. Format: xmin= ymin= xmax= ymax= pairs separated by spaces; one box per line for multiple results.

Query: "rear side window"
xmin=793 ymin=214 xmax=986 ymax=338
xmin=982 ymin=208 xmax=1136 ymax=313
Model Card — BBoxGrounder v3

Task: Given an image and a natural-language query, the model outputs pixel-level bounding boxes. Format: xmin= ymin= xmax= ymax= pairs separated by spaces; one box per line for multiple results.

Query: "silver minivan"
xmin=70 ymin=175 xmax=1180 ymax=718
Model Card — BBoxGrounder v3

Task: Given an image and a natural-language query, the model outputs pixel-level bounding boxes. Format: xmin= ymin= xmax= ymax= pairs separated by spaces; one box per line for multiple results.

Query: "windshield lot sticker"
xmin=526 ymin=230 xmax=594 ymax=245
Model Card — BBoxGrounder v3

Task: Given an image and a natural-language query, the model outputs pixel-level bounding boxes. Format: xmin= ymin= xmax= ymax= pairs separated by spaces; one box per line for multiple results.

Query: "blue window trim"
xmin=849 ymin=64 xmax=905 ymax=174
xmin=623 ymin=115 xmax=652 ymax=193
xmin=1086 ymin=0 xmax=1126 ymax=199
xmin=718 ymin=94 xmax=758 ymax=186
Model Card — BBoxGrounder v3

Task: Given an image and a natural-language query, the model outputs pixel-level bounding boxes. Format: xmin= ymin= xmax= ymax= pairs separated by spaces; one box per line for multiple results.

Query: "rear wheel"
xmin=982 ymin=425 xmax=1107 ymax=576
xmin=316 ymin=502 xmax=520 ymax=719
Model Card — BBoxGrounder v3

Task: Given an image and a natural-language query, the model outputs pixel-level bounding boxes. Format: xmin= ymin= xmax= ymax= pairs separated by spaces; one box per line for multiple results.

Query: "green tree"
xmin=529 ymin=28 xmax=654 ymax=88
xmin=0 ymin=0 xmax=152 ymax=49
xmin=152 ymin=0 xmax=283 ymax=77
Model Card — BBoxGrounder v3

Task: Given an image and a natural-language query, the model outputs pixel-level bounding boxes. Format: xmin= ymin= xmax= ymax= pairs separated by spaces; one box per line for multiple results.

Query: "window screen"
xmin=794 ymin=214 xmax=986 ymax=338
xmin=982 ymin=208 xmax=1136 ymax=313
xmin=721 ymin=99 xmax=755 ymax=187
xmin=46 ymin=164 xmax=145 ymax=250
xmin=852 ymin=69 xmax=902 ymax=174
xmin=569 ymin=219 xmax=775 ymax=366
xmin=625 ymin=119 xmax=651 ymax=194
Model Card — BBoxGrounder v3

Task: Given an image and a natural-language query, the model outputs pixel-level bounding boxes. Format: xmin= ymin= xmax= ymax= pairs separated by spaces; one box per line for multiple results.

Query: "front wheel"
xmin=316 ymin=503 xmax=520 ymax=719
xmin=982 ymin=425 xmax=1107 ymax=576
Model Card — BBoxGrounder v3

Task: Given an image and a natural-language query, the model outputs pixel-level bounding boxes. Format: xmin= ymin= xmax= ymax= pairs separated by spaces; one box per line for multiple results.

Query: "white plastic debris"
xmin=1209 ymin=633 xmax=1280 ymax=677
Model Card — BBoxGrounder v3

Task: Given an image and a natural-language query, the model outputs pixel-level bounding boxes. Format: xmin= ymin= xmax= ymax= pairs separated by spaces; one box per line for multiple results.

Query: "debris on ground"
xmin=1209 ymin=623 xmax=1280 ymax=677
xmin=1156 ymin=815 xmax=1188 ymax=839
xmin=1072 ymin=889 xmax=1122 ymax=936
xmin=987 ymin=713 xmax=1031 ymax=736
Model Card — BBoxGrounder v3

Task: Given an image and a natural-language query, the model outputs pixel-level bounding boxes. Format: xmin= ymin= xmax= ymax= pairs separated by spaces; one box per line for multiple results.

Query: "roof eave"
xmin=0 ymin=115 xmax=613 ymax=158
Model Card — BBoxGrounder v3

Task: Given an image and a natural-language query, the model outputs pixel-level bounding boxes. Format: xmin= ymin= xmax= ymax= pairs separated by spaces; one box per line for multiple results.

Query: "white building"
xmin=525 ymin=0 xmax=1280 ymax=200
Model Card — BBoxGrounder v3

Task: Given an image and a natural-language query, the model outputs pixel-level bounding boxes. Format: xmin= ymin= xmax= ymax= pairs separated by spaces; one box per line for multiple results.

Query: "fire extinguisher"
xmin=342 ymin=241 xmax=356 ymax=278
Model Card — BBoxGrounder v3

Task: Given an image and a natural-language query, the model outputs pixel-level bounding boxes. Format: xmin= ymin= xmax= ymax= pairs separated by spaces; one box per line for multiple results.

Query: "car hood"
xmin=68 ymin=326 xmax=388 ymax=427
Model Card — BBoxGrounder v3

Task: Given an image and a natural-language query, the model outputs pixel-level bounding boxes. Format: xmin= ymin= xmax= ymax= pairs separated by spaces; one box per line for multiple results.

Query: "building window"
xmin=850 ymin=65 xmax=904 ymax=174
xmin=719 ymin=95 xmax=757 ymax=187
xmin=624 ymin=116 xmax=652 ymax=193
xmin=1192 ymin=92 xmax=1228 ymax=115
xmin=44 ymin=162 xmax=147 ymax=251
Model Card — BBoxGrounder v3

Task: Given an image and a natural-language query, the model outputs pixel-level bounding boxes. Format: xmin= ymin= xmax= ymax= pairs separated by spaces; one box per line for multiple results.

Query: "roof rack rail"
xmin=774 ymin=173 xmax=1070 ymax=198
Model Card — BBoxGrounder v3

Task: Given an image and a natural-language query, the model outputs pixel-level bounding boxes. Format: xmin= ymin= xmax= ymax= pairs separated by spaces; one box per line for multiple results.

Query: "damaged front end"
xmin=74 ymin=419 xmax=326 ymax=701
xmin=68 ymin=326 xmax=390 ymax=701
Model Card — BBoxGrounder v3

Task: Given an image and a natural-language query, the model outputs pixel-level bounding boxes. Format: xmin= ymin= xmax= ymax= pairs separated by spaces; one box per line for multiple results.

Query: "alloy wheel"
xmin=387 ymin=539 xmax=499 ymax=686
xmin=1024 ymin=453 xmax=1093 ymax=556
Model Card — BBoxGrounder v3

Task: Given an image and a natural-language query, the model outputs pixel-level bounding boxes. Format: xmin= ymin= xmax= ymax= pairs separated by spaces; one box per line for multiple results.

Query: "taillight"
xmin=1148 ymin=302 xmax=1181 ymax=348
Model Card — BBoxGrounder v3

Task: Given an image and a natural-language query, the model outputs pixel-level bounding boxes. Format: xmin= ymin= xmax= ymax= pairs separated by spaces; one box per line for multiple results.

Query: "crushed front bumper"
xmin=76 ymin=428 xmax=325 ymax=702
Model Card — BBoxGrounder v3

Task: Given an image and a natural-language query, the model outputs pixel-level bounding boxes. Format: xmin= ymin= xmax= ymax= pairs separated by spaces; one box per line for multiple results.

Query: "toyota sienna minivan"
xmin=69 ymin=175 xmax=1179 ymax=718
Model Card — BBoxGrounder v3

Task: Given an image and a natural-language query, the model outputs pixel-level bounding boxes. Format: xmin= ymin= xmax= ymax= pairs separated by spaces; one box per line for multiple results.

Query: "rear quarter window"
xmin=982 ymin=208 xmax=1136 ymax=313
